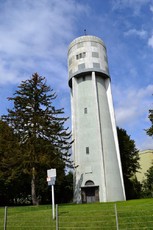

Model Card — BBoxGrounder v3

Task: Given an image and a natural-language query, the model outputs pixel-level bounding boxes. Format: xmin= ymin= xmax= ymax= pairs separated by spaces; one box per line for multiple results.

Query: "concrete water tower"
xmin=68 ymin=35 xmax=125 ymax=203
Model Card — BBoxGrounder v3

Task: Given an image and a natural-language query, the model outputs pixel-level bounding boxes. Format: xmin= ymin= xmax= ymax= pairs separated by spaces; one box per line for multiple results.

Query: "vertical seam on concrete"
xmin=105 ymin=79 xmax=126 ymax=200
xmin=72 ymin=77 xmax=80 ymax=203
xmin=92 ymin=71 xmax=107 ymax=202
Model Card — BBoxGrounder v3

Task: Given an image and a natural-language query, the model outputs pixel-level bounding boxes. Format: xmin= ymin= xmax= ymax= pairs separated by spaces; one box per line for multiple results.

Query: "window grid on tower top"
xmin=76 ymin=52 xmax=86 ymax=60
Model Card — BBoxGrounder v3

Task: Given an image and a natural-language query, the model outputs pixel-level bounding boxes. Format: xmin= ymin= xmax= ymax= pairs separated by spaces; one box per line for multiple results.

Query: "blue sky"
xmin=0 ymin=0 xmax=152 ymax=151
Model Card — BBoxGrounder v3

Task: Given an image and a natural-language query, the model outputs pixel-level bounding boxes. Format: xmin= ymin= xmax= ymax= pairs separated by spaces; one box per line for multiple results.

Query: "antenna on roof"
xmin=84 ymin=29 xmax=87 ymax=35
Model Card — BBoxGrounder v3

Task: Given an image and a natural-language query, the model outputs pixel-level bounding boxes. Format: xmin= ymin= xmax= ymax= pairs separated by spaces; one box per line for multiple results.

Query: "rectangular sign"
xmin=47 ymin=177 xmax=56 ymax=186
xmin=47 ymin=168 xmax=56 ymax=177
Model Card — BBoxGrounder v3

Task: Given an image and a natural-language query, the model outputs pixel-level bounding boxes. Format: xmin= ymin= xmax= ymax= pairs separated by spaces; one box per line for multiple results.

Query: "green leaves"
xmin=146 ymin=109 xmax=153 ymax=136
xmin=117 ymin=127 xmax=140 ymax=199
xmin=142 ymin=166 xmax=153 ymax=197
xmin=117 ymin=127 xmax=140 ymax=178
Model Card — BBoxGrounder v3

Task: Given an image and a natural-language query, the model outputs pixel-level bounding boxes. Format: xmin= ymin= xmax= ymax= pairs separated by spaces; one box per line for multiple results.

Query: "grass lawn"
xmin=58 ymin=198 xmax=153 ymax=229
xmin=116 ymin=199 xmax=153 ymax=229
xmin=0 ymin=205 xmax=55 ymax=230
xmin=0 ymin=198 xmax=153 ymax=229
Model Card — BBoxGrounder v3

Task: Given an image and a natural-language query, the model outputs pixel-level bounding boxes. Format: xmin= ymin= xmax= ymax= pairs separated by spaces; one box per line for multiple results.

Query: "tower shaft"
xmin=68 ymin=36 xmax=125 ymax=203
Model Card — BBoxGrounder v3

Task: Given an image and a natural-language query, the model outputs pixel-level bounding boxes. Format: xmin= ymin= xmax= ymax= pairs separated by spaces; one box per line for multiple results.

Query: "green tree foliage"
xmin=117 ymin=127 xmax=141 ymax=199
xmin=0 ymin=120 xmax=31 ymax=205
xmin=2 ymin=73 xmax=72 ymax=205
xmin=146 ymin=108 xmax=153 ymax=136
xmin=142 ymin=166 xmax=153 ymax=197
xmin=55 ymin=171 xmax=73 ymax=203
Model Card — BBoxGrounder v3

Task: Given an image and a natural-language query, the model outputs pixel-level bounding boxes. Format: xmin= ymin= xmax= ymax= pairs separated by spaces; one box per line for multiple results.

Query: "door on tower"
xmin=81 ymin=180 xmax=99 ymax=203
xmin=86 ymin=187 xmax=96 ymax=203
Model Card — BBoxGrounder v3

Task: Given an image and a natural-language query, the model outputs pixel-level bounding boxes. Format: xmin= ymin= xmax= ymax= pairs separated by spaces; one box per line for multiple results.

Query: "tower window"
xmin=85 ymin=180 xmax=94 ymax=185
xmin=92 ymin=52 xmax=99 ymax=58
xmin=78 ymin=63 xmax=85 ymax=70
xmin=105 ymin=66 xmax=109 ymax=74
xmin=84 ymin=108 xmax=87 ymax=114
xmin=104 ymin=55 xmax=108 ymax=63
xmin=69 ymin=70 xmax=72 ymax=76
xmin=69 ymin=57 xmax=72 ymax=66
xmin=77 ymin=42 xmax=84 ymax=48
xmin=76 ymin=52 xmax=86 ymax=60
xmin=93 ymin=62 xmax=100 ymax=68
xmin=86 ymin=147 xmax=89 ymax=154
xmin=91 ymin=41 xmax=97 ymax=47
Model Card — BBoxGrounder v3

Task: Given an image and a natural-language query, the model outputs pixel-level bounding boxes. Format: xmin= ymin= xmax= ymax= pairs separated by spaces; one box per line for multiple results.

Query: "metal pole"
xmin=56 ymin=204 xmax=58 ymax=230
xmin=115 ymin=203 xmax=119 ymax=230
xmin=4 ymin=206 xmax=7 ymax=230
xmin=52 ymin=185 xmax=55 ymax=220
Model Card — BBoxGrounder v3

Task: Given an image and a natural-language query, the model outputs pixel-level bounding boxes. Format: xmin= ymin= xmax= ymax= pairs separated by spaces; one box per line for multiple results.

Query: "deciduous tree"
xmin=146 ymin=108 xmax=153 ymax=136
xmin=117 ymin=127 xmax=141 ymax=199
xmin=142 ymin=166 xmax=153 ymax=197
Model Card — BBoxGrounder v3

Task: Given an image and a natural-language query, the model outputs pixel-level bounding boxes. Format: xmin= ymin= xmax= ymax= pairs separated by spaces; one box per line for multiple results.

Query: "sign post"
xmin=52 ymin=184 xmax=55 ymax=219
xmin=47 ymin=169 xmax=56 ymax=220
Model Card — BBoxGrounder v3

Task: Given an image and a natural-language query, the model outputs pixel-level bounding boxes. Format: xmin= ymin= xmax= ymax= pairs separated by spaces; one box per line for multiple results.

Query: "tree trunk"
xmin=31 ymin=167 xmax=38 ymax=205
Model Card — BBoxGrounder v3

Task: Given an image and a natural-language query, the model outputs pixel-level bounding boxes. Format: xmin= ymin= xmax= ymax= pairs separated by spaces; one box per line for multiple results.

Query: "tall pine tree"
xmin=0 ymin=120 xmax=26 ymax=205
xmin=2 ymin=73 xmax=72 ymax=205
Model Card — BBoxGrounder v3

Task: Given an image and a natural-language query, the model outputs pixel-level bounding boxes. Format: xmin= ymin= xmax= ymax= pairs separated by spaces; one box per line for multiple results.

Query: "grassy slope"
xmin=58 ymin=198 xmax=153 ymax=229
xmin=0 ymin=205 xmax=55 ymax=230
xmin=0 ymin=198 xmax=153 ymax=229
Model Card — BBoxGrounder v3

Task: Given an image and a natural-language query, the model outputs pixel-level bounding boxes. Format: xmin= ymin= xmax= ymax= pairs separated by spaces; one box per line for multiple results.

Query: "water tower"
xmin=68 ymin=35 xmax=125 ymax=203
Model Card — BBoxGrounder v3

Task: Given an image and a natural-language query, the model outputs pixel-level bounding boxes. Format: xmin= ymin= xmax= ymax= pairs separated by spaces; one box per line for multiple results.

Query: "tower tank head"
xmin=68 ymin=35 xmax=110 ymax=87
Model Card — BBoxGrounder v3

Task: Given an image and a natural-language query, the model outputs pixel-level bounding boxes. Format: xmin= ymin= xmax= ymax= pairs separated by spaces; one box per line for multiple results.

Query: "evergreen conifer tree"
xmin=2 ymin=73 xmax=72 ymax=205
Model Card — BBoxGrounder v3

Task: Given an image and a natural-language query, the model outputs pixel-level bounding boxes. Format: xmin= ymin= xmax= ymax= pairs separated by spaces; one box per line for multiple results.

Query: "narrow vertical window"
xmin=82 ymin=52 xmax=86 ymax=58
xmin=76 ymin=52 xmax=86 ymax=60
xmin=84 ymin=108 xmax=87 ymax=114
xmin=86 ymin=147 xmax=89 ymax=154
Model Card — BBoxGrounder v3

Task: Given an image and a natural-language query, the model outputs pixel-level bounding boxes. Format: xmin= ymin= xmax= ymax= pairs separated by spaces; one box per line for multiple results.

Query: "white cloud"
xmin=115 ymin=107 xmax=137 ymax=125
xmin=124 ymin=28 xmax=147 ymax=39
xmin=113 ymin=84 xmax=153 ymax=149
xmin=0 ymin=0 xmax=88 ymax=85
xmin=150 ymin=4 xmax=153 ymax=12
xmin=112 ymin=0 xmax=150 ymax=15
xmin=139 ymin=136 xmax=153 ymax=150
xmin=114 ymin=84 xmax=153 ymax=125
xmin=148 ymin=34 xmax=153 ymax=48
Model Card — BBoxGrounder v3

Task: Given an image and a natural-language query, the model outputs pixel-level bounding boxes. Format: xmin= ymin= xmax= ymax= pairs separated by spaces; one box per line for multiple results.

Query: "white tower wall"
xmin=68 ymin=35 xmax=125 ymax=203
